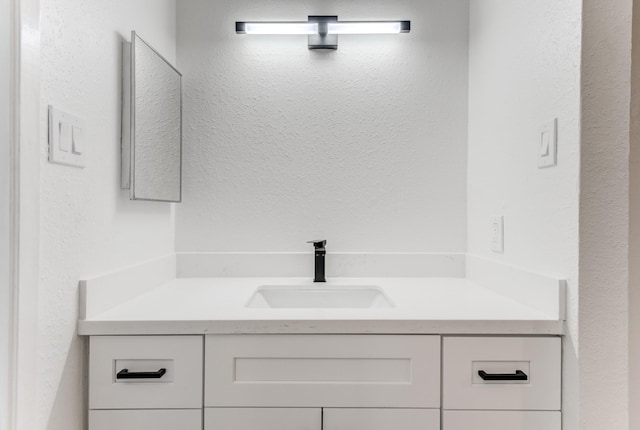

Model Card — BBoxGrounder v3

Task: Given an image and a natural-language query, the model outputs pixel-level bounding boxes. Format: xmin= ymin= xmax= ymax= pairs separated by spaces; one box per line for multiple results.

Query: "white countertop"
xmin=78 ymin=277 xmax=564 ymax=335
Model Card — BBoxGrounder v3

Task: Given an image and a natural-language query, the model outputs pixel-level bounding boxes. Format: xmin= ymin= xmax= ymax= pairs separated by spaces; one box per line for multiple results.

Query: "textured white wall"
xmin=38 ymin=1 xmax=176 ymax=429
xmin=580 ymin=1 xmax=632 ymax=429
xmin=175 ymin=0 xmax=469 ymax=253
xmin=466 ymin=2 xmax=581 ymax=429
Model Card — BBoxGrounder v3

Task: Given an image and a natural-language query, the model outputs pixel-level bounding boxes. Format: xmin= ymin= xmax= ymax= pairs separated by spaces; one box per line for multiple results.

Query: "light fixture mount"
xmin=235 ymin=16 xmax=411 ymax=50
xmin=308 ymin=16 xmax=338 ymax=50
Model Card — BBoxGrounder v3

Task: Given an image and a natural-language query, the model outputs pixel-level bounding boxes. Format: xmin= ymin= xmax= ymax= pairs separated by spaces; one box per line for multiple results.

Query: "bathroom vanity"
xmin=88 ymin=334 xmax=560 ymax=430
xmin=79 ymin=258 xmax=565 ymax=430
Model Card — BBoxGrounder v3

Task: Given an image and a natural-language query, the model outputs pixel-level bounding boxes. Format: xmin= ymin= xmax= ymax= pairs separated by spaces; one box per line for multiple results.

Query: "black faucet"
xmin=307 ymin=240 xmax=326 ymax=283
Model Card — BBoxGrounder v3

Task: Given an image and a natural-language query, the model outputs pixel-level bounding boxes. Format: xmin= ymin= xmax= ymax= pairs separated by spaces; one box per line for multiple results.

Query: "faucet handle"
xmin=307 ymin=240 xmax=327 ymax=249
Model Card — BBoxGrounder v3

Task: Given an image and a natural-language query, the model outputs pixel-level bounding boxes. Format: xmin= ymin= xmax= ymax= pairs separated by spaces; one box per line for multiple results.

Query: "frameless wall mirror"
xmin=122 ymin=31 xmax=182 ymax=202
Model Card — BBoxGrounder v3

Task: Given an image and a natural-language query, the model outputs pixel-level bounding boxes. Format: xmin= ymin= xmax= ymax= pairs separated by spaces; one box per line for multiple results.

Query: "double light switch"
xmin=48 ymin=105 xmax=86 ymax=168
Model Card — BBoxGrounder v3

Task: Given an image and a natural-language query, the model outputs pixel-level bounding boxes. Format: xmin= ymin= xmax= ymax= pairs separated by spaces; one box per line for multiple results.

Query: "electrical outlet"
xmin=490 ymin=216 xmax=504 ymax=253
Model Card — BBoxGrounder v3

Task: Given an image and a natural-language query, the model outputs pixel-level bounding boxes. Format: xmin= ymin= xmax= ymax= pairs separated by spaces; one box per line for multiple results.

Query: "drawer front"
xmin=205 ymin=335 xmax=440 ymax=408
xmin=89 ymin=335 xmax=203 ymax=409
xmin=443 ymin=337 xmax=561 ymax=411
xmin=89 ymin=409 xmax=202 ymax=430
xmin=323 ymin=408 xmax=440 ymax=430
xmin=205 ymin=408 xmax=321 ymax=430
xmin=443 ymin=411 xmax=561 ymax=430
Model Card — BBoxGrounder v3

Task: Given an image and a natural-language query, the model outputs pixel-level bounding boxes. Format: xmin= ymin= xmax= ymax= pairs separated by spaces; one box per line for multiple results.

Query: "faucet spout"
xmin=307 ymin=240 xmax=327 ymax=283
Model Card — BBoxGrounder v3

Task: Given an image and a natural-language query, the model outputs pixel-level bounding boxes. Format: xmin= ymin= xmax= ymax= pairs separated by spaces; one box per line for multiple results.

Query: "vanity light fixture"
xmin=235 ymin=16 xmax=411 ymax=50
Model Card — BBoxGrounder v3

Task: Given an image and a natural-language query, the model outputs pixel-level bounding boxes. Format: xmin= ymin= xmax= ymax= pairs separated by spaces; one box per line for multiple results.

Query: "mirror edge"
xmin=122 ymin=31 xmax=183 ymax=203
xmin=120 ymin=31 xmax=134 ymax=193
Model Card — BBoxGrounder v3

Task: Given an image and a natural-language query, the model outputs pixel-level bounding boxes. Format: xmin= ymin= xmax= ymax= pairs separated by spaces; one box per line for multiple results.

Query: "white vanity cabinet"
xmin=88 ymin=334 xmax=561 ymax=430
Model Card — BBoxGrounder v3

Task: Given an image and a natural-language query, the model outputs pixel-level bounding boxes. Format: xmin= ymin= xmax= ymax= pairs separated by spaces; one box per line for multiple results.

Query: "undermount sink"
xmin=246 ymin=285 xmax=394 ymax=309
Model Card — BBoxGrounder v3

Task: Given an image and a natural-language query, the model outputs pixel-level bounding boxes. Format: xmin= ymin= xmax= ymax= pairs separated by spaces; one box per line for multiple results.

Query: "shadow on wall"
xmin=44 ymin=335 xmax=88 ymax=430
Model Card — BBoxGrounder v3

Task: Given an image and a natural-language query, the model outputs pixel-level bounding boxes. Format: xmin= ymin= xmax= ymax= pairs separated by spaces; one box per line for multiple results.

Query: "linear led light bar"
xmin=236 ymin=16 xmax=411 ymax=50
xmin=328 ymin=21 xmax=410 ymax=35
xmin=236 ymin=22 xmax=319 ymax=35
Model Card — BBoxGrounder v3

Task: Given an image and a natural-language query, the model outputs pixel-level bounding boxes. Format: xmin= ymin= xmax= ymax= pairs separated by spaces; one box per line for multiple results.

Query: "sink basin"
xmin=246 ymin=285 xmax=394 ymax=309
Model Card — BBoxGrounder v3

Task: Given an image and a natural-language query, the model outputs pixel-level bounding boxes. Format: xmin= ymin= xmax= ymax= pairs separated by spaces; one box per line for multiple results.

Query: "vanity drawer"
xmin=205 ymin=408 xmax=321 ymax=430
xmin=323 ymin=408 xmax=440 ymax=430
xmin=443 ymin=411 xmax=561 ymax=430
xmin=89 ymin=335 xmax=203 ymax=409
xmin=89 ymin=409 xmax=202 ymax=430
xmin=443 ymin=337 xmax=561 ymax=411
xmin=205 ymin=334 xmax=440 ymax=408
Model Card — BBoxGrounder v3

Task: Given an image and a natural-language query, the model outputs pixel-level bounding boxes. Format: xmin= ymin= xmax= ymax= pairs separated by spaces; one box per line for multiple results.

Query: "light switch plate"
xmin=48 ymin=105 xmax=86 ymax=168
xmin=490 ymin=215 xmax=504 ymax=253
xmin=538 ymin=118 xmax=557 ymax=169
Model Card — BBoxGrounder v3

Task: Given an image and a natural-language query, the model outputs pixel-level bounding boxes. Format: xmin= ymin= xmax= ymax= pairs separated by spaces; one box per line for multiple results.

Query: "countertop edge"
xmin=78 ymin=319 xmax=565 ymax=336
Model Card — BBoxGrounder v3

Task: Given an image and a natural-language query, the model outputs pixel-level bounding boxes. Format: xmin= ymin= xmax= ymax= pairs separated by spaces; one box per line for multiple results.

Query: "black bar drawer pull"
xmin=117 ymin=368 xmax=167 ymax=379
xmin=478 ymin=369 xmax=528 ymax=381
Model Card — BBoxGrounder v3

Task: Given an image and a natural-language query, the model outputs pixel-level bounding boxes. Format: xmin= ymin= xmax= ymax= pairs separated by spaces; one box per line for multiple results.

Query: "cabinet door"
xmin=205 ymin=408 xmax=321 ymax=430
xmin=323 ymin=408 xmax=440 ymax=430
xmin=443 ymin=411 xmax=561 ymax=430
xmin=206 ymin=335 xmax=440 ymax=408
xmin=89 ymin=409 xmax=201 ymax=430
